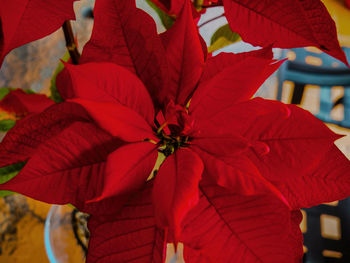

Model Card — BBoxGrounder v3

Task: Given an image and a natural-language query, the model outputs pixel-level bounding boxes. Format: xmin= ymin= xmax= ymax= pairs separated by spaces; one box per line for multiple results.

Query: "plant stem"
xmin=71 ymin=209 xmax=88 ymax=255
xmin=62 ymin=21 xmax=80 ymax=65
xmin=198 ymin=13 xmax=225 ymax=28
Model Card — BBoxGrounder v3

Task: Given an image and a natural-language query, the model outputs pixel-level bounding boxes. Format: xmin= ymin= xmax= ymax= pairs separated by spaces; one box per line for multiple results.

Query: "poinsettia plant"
xmin=0 ymin=0 xmax=350 ymax=262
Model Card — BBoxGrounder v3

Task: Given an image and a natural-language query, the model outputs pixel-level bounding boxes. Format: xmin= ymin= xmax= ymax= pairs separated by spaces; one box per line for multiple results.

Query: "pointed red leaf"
xmin=191 ymin=146 xmax=286 ymax=201
xmin=90 ymin=141 xmax=158 ymax=202
xmin=193 ymin=97 xmax=290 ymax=134
xmin=0 ymin=122 xmax=123 ymax=208
xmin=190 ymin=56 xmax=283 ymax=118
xmin=169 ymin=0 xmax=186 ymax=15
xmin=80 ymin=0 xmax=169 ymax=108
xmin=198 ymin=33 xmax=209 ymax=62
xmin=223 ymin=0 xmax=348 ymax=65
xmin=199 ymin=47 xmax=273 ymax=86
xmin=278 ymin=144 xmax=350 ymax=209
xmin=189 ymin=134 xmax=285 ymax=198
xmin=160 ymin=1 xmax=204 ymax=106
xmin=181 ymin=182 xmax=303 ymax=263
xmin=237 ymin=103 xmax=345 ymax=208
xmin=0 ymin=0 xmax=78 ymax=66
xmin=71 ymin=98 xmax=155 ymax=142
xmin=87 ymin=183 xmax=166 ymax=263
xmin=153 ymin=149 xmax=203 ymax=241
xmin=57 ymin=62 xmax=155 ymax=125
xmin=0 ymin=89 xmax=54 ymax=118
xmin=0 ymin=102 xmax=91 ymax=167
xmin=290 ymin=210 xmax=304 ymax=260
xmin=196 ymin=97 xmax=346 ymax=208
xmin=190 ymin=134 xmax=249 ymax=158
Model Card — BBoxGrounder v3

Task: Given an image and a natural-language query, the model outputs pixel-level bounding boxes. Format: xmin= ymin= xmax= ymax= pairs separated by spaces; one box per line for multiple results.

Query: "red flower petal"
xmin=0 ymin=0 xmax=78 ymax=66
xmin=0 ymin=89 xmax=54 ymax=117
xmin=89 ymin=142 xmax=158 ymax=202
xmin=160 ymin=1 xmax=204 ymax=106
xmin=191 ymin=146 xmax=286 ymax=200
xmin=153 ymin=148 xmax=203 ymax=242
xmin=189 ymin=134 xmax=287 ymax=199
xmin=80 ymin=0 xmax=169 ymax=108
xmin=57 ymin=62 xmax=155 ymax=125
xmin=290 ymin=210 xmax=304 ymax=260
xmin=248 ymin=103 xmax=340 ymax=177
xmin=169 ymin=0 xmax=186 ymax=15
xmin=0 ymin=122 xmax=122 ymax=207
xmin=278 ymin=145 xmax=350 ymax=209
xmin=71 ymin=98 xmax=155 ymax=142
xmin=199 ymin=47 xmax=273 ymax=86
xmin=87 ymin=183 xmax=166 ymax=263
xmin=190 ymin=54 xmax=283 ymax=118
xmin=223 ymin=0 xmax=348 ymax=65
xmin=190 ymin=134 xmax=250 ymax=158
xmin=196 ymin=98 xmax=347 ymax=208
xmin=193 ymin=97 xmax=291 ymax=135
xmin=0 ymin=102 xmax=90 ymax=167
xmin=198 ymin=33 xmax=209 ymax=62
xmin=181 ymin=182 xmax=302 ymax=262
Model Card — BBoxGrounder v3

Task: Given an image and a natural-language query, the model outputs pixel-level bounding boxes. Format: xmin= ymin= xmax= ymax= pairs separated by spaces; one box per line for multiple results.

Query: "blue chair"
xmin=302 ymin=199 xmax=350 ymax=263
xmin=276 ymin=47 xmax=350 ymax=128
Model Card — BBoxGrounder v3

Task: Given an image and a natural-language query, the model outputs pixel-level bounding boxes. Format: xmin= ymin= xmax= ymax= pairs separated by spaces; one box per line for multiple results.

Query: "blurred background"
xmin=0 ymin=0 xmax=349 ymax=262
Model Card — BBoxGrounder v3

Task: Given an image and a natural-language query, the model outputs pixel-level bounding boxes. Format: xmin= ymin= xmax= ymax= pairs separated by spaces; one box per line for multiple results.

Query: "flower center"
xmin=157 ymin=132 xmax=190 ymax=157
xmin=155 ymin=101 xmax=194 ymax=157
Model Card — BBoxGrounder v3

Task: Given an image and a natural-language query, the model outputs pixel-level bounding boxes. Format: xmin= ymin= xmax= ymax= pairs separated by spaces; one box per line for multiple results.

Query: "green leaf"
xmin=50 ymin=52 xmax=70 ymax=103
xmin=0 ymin=190 xmax=15 ymax=197
xmin=146 ymin=0 xmax=174 ymax=29
xmin=67 ymin=203 xmax=77 ymax=209
xmin=0 ymin=88 xmax=11 ymax=100
xmin=23 ymin=89 xmax=36 ymax=94
xmin=0 ymin=119 xmax=16 ymax=131
xmin=0 ymin=162 xmax=25 ymax=197
xmin=208 ymin=24 xmax=241 ymax=53
xmin=0 ymin=162 xmax=26 ymax=184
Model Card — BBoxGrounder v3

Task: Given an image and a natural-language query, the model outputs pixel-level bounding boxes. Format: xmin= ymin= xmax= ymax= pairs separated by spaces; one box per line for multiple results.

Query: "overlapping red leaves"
xmin=0 ymin=89 xmax=54 ymax=118
xmin=0 ymin=0 xmax=79 ymax=66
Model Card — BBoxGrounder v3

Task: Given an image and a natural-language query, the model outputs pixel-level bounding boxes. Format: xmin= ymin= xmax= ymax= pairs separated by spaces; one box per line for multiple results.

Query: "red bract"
xmin=149 ymin=0 xmax=349 ymax=65
xmin=181 ymin=181 xmax=304 ymax=262
xmin=223 ymin=0 xmax=348 ymax=65
xmin=78 ymin=0 xmax=169 ymax=108
xmin=87 ymin=182 xmax=167 ymax=262
xmin=0 ymin=0 xmax=78 ymax=67
xmin=1 ymin=0 xmax=350 ymax=262
xmin=0 ymin=89 xmax=54 ymax=118
xmin=0 ymin=88 xmax=54 ymax=133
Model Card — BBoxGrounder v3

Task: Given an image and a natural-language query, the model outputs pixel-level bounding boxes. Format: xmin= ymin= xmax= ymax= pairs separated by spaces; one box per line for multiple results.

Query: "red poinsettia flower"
xmin=0 ymin=0 xmax=350 ymax=262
